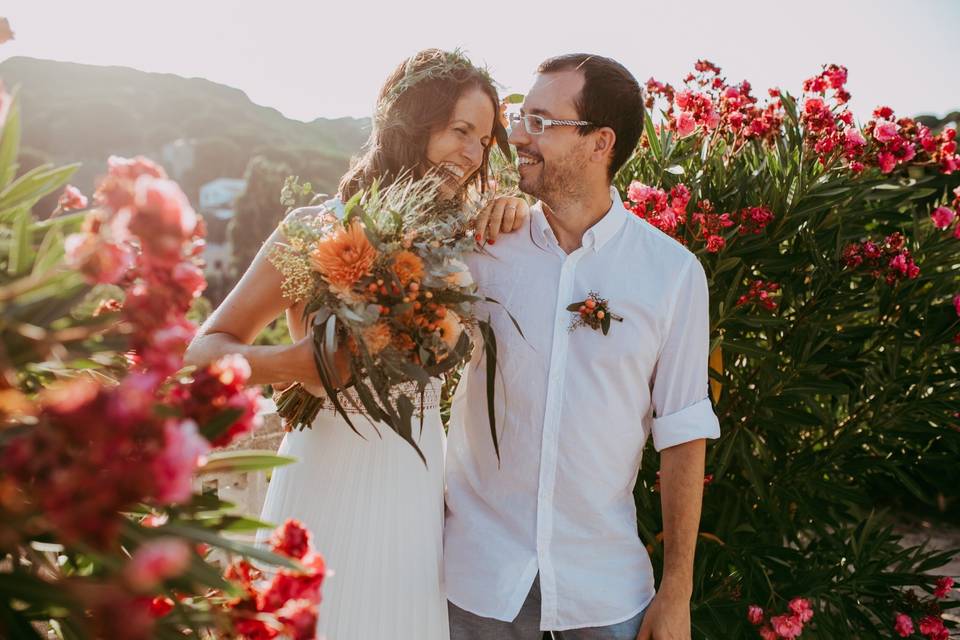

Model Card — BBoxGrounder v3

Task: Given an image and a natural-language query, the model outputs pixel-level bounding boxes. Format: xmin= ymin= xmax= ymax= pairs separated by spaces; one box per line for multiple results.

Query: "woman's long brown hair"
xmin=338 ymin=49 xmax=507 ymax=201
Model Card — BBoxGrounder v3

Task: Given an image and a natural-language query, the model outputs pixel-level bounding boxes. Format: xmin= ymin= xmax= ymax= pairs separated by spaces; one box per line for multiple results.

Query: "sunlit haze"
xmin=2 ymin=0 xmax=958 ymax=123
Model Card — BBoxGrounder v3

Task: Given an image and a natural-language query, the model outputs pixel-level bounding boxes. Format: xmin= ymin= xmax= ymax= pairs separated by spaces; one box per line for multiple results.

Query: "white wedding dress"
xmin=259 ymin=385 xmax=449 ymax=639
xmin=258 ymin=199 xmax=449 ymax=639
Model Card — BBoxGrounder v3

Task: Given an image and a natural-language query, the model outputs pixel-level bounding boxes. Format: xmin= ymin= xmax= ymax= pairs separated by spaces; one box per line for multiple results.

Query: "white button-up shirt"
xmin=444 ymin=187 xmax=721 ymax=631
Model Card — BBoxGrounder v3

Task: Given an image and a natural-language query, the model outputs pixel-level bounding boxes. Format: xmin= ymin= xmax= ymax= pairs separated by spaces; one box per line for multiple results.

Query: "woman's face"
xmin=425 ymin=86 xmax=496 ymax=197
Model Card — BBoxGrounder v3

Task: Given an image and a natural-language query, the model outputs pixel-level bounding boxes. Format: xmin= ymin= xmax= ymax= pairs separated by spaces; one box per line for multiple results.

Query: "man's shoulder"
xmin=618 ymin=213 xmax=698 ymax=270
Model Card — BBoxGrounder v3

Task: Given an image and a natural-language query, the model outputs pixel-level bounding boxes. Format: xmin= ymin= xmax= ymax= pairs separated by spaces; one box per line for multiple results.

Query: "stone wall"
xmin=202 ymin=408 xmax=285 ymax=520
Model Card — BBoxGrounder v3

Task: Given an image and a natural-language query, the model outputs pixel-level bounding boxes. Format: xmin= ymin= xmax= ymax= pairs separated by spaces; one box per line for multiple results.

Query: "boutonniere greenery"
xmin=566 ymin=291 xmax=624 ymax=335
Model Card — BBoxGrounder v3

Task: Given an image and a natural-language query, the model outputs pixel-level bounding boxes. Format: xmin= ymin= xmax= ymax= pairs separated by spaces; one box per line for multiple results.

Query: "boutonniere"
xmin=566 ymin=291 xmax=624 ymax=335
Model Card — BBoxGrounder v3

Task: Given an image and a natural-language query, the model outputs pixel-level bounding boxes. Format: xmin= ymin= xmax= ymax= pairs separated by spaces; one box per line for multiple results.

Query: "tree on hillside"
xmin=229 ymin=155 xmax=291 ymax=279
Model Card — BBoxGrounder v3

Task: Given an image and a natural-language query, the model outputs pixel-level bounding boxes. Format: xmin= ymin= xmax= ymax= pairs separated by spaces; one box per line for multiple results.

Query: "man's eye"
xmin=455 ymin=127 xmax=468 ymax=135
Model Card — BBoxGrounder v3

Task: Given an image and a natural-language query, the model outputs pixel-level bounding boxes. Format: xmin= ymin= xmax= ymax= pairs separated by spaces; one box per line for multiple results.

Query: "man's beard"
xmin=518 ymin=148 xmax=588 ymax=207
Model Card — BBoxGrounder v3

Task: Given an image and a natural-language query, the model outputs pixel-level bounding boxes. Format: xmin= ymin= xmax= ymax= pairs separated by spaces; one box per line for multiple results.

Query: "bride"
xmin=184 ymin=49 xmax=528 ymax=639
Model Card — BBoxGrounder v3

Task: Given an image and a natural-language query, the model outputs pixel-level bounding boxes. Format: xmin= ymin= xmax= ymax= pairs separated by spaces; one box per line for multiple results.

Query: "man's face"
xmin=509 ymin=70 xmax=592 ymax=206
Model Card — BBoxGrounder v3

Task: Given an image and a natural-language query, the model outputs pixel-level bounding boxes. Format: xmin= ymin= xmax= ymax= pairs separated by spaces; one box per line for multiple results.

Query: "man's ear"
xmin=592 ymin=127 xmax=617 ymax=166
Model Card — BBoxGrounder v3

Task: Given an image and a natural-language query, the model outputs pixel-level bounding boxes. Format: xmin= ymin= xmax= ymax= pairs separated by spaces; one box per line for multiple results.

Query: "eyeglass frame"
xmin=507 ymin=112 xmax=595 ymax=136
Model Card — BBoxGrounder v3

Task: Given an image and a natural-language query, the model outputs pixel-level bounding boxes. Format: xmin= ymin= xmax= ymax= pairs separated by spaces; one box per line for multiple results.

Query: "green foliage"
xmin=614 ymin=95 xmax=960 ymax=637
xmin=229 ymin=156 xmax=293 ymax=278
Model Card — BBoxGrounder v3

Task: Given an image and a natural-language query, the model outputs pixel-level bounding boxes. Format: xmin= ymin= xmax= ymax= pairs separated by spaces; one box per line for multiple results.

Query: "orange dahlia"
xmin=309 ymin=221 xmax=377 ymax=289
xmin=391 ymin=250 xmax=425 ymax=286
xmin=435 ymin=310 xmax=463 ymax=349
xmin=361 ymin=322 xmax=393 ymax=355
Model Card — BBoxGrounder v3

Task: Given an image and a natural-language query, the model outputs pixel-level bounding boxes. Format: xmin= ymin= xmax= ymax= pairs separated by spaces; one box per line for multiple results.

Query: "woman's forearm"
xmin=184 ymin=331 xmax=300 ymax=386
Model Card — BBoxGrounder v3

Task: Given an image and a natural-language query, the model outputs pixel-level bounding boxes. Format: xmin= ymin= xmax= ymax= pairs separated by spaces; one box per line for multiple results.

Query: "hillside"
xmin=0 ymin=56 xmax=371 ymax=206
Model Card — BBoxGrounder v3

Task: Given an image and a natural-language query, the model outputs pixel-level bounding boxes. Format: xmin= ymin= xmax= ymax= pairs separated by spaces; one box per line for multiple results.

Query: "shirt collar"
xmin=530 ymin=186 xmax=627 ymax=254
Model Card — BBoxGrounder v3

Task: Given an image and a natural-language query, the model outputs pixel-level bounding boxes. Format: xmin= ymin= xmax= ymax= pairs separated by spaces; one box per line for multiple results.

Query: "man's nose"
xmin=508 ymin=122 xmax=529 ymax=147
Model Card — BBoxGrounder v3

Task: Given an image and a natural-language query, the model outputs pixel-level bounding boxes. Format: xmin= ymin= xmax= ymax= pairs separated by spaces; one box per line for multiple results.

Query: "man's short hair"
xmin=537 ymin=54 xmax=645 ymax=180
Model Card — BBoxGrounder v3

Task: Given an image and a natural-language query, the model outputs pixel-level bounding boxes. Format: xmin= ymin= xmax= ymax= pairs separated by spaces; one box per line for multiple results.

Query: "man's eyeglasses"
xmin=507 ymin=112 xmax=594 ymax=135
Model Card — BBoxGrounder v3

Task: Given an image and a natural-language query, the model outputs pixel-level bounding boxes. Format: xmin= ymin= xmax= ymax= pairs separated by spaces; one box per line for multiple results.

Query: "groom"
xmin=444 ymin=54 xmax=721 ymax=640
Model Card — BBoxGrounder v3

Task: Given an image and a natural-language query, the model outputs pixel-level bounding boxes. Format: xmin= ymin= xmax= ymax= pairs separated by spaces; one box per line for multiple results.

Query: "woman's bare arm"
xmin=184 ymin=226 xmax=325 ymax=388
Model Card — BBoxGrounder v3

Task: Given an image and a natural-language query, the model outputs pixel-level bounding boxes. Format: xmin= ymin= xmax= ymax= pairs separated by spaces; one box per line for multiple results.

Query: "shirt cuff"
xmin=651 ymin=397 xmax=721 ymax=451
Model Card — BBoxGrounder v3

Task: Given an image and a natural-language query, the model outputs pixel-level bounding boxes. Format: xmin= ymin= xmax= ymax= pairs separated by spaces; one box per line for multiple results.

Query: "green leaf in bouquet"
xmin=478 ymin=319 xmax=501 ymax=464
xmin=665 ymin=164 xmax=685 ymax=176
xmin=196 ymin=450 xmax=297 ymax=475
xmin=503 ymin=93 xmax=525 ymax=104
xmin=396 ymin=394 xmax=426 ymax=465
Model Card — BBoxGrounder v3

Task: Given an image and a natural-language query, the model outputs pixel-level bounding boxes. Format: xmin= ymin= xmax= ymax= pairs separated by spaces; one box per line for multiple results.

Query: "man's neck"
xmin=542 ymin=184 xmax=613 ymax=254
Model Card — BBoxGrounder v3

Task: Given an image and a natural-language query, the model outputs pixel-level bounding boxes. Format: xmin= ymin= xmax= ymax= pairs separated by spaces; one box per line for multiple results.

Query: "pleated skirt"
xmin=259 ymin=404 xmax=449 ymax=640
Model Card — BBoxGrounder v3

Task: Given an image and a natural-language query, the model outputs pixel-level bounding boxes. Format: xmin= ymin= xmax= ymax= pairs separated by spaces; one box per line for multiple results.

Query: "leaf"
xmin=503 ymin=93 xmax=525 ymax=104
xmin=665 ymin=165 xmax=685 ymax=175
xmin=478 ymin=319 xmax=501 ymax=463
xmin=0 ymin=92 xmax=22 ymax=189
xmin=196 ymin=450 xmax=297 ymax=475
xmin=198 ymin=407 xmax=245 ymax=443
xmin=8 ymin=206 xmax=33 ymax=276
xmin=160 ymin=522 xmax=299 ymax=569
xmin=0 ymin=163 xmax=79 ymax=213
xmin=644 ymin=113 xmax=662 ymax=160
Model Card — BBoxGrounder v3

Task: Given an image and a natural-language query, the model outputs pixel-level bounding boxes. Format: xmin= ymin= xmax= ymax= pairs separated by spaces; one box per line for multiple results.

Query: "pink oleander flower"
xmin=58 ymin=185 xmax=88 ymax=211
xmin=953 ymin=294 xmax=960 ymax=318
xmin=130 ymin=177 xmax=199 ymax=264
xmin=770 ymin=614 xmax=804 ymax=639
xmin=877 ymin=151 xmax=898 ymax=174
xmin=152 ymin=419 xmax=210 ymax=504
xmin=894 ymin=612 xmax=914 ymax=637
xmin=0 ymin=18 xmax=13 ymax=44
xmin=874 ymin=120 xmax=899 ymax=143
xmin=172 ymin=262 xmax=207 ymax=299
xmin=758 ymin=626 xmax=778 ymax=640
xmin=277 ymin=599 xmax=318 ymax=640
xmin=270 ymin=519 xmax=312 ymax=560
xmin=124 ymin=537 xmax=192 ymax=592
xmin=934 ymin=575 xmax=955 ymax=598
xmin=931 ymin=206 xmax=956 ymax=230
xmin=788 ymin=597 xmax=814 ymax=623
xmin=676 ymin=111 xmax=697 ymax=137
xmin=747 ymin=605 xmax=765 ymax=625
xmin=64 ymin=233 xmax=134 ymax=285
xmin=919 ymin=615 xmax=948 ymax=640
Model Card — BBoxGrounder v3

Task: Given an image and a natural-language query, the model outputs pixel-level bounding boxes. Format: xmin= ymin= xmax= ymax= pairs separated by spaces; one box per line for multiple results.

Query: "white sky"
xmin=2 ymin=0 xmax=958 ymax=123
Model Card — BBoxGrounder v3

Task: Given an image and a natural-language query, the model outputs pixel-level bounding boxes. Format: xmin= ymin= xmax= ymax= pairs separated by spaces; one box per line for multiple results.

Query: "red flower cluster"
xmin=841 ymin=232 xmax=920 ymax=285
xmin=690 ymin=199 xmax=734 ymax=253
xmin=624 ymin=183 xmax=776 ymax=254
xmin=223 ymin=520 xmax=326 ymax=640
xmin=748 ymin=598 xmax=814 ymax=639
xmin=736 ymin=280 xmax=781 ymax=311
xmin=58 ymin=184 xmax=88 ymax=211
xmin=918 ymin=615 xmax=949 ymax=640
xmin=626 ymin=181 xmax=691 ymax=236
xmin=892 ymin=576 xmax=954 ymax=638
xmin=645 ymin=60 xmax=785 ymax=147
xmin=2 ymin=378 xmax=172 ymax=547
xmin=167 ymin=353 xmax=263 ymax=448
xmin=738 ymin=206 xmax=775 ymax=235
xmin=3 ymin=158 xmax=259 ymax=548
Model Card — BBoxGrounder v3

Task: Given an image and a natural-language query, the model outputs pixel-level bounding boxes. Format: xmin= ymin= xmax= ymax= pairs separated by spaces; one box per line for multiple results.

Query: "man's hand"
xmin=636 ymin=588 xmax=691 ymax=640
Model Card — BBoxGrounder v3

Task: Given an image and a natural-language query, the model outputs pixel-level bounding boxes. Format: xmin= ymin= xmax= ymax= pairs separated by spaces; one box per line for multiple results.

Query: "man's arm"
xmin=637 ymin=437 xmax=706 ymax=640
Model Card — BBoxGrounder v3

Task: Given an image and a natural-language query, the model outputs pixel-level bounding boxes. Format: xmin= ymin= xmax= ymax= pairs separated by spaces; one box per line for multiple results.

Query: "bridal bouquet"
xmin=269 ymin=176 xmax=511 ymax=462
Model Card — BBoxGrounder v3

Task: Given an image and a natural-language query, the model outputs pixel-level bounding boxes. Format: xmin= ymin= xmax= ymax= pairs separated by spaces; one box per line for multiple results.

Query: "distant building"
xmin=198 ymin=177 xmax=246 ymax=279
xmin=160 ymin=139 xmax=196 ymax=183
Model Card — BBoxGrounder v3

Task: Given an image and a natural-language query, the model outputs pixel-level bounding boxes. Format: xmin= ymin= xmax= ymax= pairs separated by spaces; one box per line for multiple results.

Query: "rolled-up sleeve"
xmin=650 ymin=256 xmax=721 ymax=452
